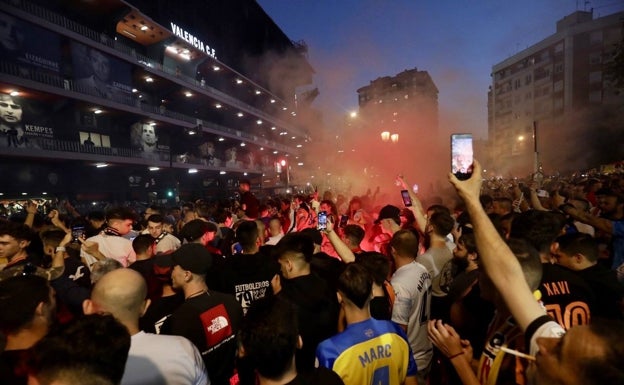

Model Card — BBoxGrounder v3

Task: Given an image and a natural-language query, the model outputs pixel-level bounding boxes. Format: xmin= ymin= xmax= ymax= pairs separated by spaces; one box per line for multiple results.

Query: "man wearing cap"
xmin=143 ymin=214 xmax=181 ymax=254
xmin=376 ymin=205 xmax=402 ymax=236
xmin=160 ymin=243 xmax=243 ymax=385
xmin=181 ymin=219 xmax=220 ymax=253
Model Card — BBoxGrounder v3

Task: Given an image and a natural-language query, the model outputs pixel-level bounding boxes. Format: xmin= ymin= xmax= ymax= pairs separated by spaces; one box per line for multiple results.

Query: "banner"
xmin=0 ymin=11 xmax=61 ymax=73
xmin=70 ymin=41 xmax=133 ymax=98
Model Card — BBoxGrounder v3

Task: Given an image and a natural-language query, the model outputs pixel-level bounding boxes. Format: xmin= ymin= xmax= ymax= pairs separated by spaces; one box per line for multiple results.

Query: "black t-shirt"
xmin=577 ymin=264 xmax=624 ymax=320
xmin=369 ymin=296 xmax=392 ymax=321
xmin=0 ymin=349 xmax=29 ymax=385
xmin=160 ymin=291 xmax=243 ymax=385
xmin=139 ymin=292 xmax=184 ymax=334
xmin=278 ymin=274 xmax=339 ymax=374
xmin=310 ymin=252 xmax=345 ymax=292
xmin=214 ymin=252 xmax=280 ymax=314
xmin=284 ymin=367 xmax=345 ymax=385
xmin=539 ymin=263 xmax=596 ymax=329
xmin=129 ymin=258 xmax=162 ymax=301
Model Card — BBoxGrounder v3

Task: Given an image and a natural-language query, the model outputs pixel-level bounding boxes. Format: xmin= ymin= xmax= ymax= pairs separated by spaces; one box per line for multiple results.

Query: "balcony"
xmin=2 ymin=0 xmax=306 ymax=138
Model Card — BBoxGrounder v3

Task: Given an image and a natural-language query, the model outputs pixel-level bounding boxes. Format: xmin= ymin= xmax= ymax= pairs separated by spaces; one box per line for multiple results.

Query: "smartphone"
xmin=451 ymin=133 xmax=474 ymax=181
xmin=401 ymin=190 xmax=412 ymax=207
xmin=339 ymin=214 xmax=349 ymax=228
xmin=317 ymin=211 xmax=328 ymax=231
xmin=71 ymin=226 xmax=85 ymax=243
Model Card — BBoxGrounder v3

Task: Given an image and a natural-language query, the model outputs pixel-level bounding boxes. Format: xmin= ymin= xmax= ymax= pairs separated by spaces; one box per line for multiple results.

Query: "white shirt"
xmin=265 ymin=233 xmax=284 ymax=246
xmin=391 ymin=260 xmax=433 ymax=370
xmin=416 ymin=245 xmax=453 ymax=297
xmin=122 ymin=331 xmax=209 ymax=385
xmin=81 ymin=233 xmax=136 ymax=269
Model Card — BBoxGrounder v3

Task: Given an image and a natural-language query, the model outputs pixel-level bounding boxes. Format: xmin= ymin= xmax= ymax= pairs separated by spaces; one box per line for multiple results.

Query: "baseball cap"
xmin=156 ymin=243 xmax=212 ymax=275
xmin=180 ymin=219 xmax=218 ymax=242
xmin=375 ymin=205 xmax=401 ymax=225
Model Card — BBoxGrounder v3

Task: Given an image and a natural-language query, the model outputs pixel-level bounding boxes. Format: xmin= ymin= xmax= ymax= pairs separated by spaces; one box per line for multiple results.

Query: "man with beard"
xmin=446 ymin=232 xmax=495 ymax=359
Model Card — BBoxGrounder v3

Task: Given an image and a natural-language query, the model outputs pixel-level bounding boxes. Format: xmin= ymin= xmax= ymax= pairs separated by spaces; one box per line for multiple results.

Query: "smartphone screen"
xmin=451 ymin=133 xmax=474 ymax=181
xmin=71 ymin=226 xmax=85 ymax=242
xmin=317 ymin=211 xmax=328 ymax=231
xmin=401 ymin=190 xmax=413 ymax=207
xmin=339 ymin=214 xmax=348 ymax=228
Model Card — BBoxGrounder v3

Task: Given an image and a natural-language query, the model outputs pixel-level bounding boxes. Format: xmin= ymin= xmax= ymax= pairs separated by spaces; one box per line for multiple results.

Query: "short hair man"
xmin=27 ymin=314 xmax=130 ymax=385
xmin=273 ymin=233 xmax=339 ymax=373
xmin=510 ymin=210 xmax=594 ymax=329
xmin=240 ymin=297 xmax=344 ymax=385
xmin=0 ymin=221 xmax=33 ymax=270
xmin=159 ymin=243 xmax=243 ymax=385
xmin=342 ymin=224 xmax=365 ymax=254
xmin=555 ymin=232 xmax=624 ymax=320
xmin=83 ymin=268 xmax=208 ymax=385
xmin=317 ymin=263 xmax=418 ymax=385
xmin=216 ymin=220 xmax=278 ymax=314
xmin=143 ymin=214 xmax=181 ymax=254
xmin=81 ymin=207 xmax=137 ymax=269
xmin=389 ymin=229 xmax=432 ymax=384
xmin=265 ymin=216 xmax=284 ymax=246
xmin=0 ymin=275 xmax=56 ymax=384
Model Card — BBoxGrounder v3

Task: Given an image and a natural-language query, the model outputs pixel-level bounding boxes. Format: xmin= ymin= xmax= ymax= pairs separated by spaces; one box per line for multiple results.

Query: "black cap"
xmin=180 ymin=219 xmax=218 ymax=242
xmin=155 ymin=243 xmax=212 ymax=275
xmin=375 ymin=205 xmax=401 ymax=225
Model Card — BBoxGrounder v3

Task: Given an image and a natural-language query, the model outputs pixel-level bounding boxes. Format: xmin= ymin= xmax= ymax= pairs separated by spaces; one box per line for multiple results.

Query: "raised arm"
xmin=397 ymin=176 xmax=427 ymax=233
xmin=323 ymin=215 xmax=355 ymax=263
xmin=448 ymin=160 xmax=545 ymax=332
xmin=553 ymin=191 xmax=613 ymax=234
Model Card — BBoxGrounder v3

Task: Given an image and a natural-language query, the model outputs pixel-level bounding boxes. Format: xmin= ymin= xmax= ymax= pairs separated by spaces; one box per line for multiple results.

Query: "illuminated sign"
xmin=170 ymin=22 xmax=217 ymax=59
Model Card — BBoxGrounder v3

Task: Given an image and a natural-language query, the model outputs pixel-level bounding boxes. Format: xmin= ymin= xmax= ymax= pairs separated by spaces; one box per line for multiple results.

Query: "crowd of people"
xmin=1 ymin=168 xmax=623 ymax=385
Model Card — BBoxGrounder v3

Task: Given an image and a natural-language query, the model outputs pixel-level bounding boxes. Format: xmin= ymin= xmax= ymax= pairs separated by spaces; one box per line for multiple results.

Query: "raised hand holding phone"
xmin=451 ymin=133 xmax=474 ymax=181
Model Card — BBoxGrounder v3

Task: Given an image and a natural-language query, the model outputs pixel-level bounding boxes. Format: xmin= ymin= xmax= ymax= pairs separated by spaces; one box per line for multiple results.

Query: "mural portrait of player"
xmin=71 ymin=42 xmax=132 ymax=99
xmin=130 ymin=122 xmax=162 ymax=161
xmin=198 ymin=140 xmax=221 ymax=167
xmin=245 ymin=150 xmax=257 ymax=170
xmin=0 ymin=93 xmax=26 ymax=148
xmin=225 ymin=146 xmax=241 ymax=168
xmin=0 ymin=11 xmax=60 ymax=73
xmin=0 ymin=12 xmax=24 ymax=56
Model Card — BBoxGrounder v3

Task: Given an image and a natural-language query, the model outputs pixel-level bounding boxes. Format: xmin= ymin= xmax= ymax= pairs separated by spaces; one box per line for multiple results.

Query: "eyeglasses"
xmin=0 ymin=102 xmax=21 ymax=109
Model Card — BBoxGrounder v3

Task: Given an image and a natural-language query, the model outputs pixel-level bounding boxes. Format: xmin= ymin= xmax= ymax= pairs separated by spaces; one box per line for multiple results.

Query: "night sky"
xmin=257 ymin=0 xmax=624 ymax=139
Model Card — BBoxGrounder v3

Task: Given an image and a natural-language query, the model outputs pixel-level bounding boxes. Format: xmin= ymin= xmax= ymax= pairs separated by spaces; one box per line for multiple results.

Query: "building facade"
xmin=0 ymin=0 xmax=314 ymax=202
xmin=488 ymin=10 xmax=624 ymax=175
xmin=356 ymin=67 xmax=438 ymax=136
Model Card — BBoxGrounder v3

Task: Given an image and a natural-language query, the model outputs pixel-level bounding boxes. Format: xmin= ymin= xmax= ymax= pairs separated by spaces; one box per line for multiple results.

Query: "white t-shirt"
xmin=81 ymin=233 xmax=136 ymax=269
xmin=122 ymin=331 xmax=208 ymax=385
xmin=416 ymin=245 xmax=453 ymax=297
xmin=391 ymin=260 xmax=433 ymax=370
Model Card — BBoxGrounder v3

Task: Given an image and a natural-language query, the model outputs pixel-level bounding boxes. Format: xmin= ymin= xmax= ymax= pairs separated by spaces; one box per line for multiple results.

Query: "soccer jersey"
xmin=391 ymin=260 xmax=433 ymax=370
xmin=316 ymin=318 xmax=417 ymax=385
